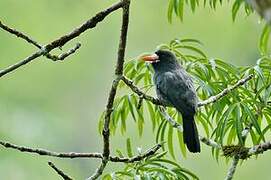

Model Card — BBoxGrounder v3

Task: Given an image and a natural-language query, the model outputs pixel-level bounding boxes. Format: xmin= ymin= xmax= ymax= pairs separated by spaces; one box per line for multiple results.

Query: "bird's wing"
xmin=156 ymin=70 xmax=197 ymax=116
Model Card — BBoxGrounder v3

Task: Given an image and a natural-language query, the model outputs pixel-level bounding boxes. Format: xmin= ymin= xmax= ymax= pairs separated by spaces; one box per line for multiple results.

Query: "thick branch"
xmin=48 ymin=162 xmax=73 ymax=180
xmin=0 ymin=1 xmax=124 ymax=78
xmin=87 ymin=1 xmax=130 ymax=179
xmin=224 ymin=156 xmax=239 ymax=180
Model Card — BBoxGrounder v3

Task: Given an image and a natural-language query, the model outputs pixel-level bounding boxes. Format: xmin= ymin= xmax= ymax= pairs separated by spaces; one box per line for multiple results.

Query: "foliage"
xmin=98 ymin=32 xmax=271 ymax=176
xmin=167 ymin=0 xmax=254 ymax=22
xmin=97 ymin=1 xmax=271 ymax=179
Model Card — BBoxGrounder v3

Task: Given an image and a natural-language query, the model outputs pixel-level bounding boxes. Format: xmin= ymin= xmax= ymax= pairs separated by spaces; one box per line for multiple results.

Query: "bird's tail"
xmin=183 ymin=115 xmax=200 ymax=153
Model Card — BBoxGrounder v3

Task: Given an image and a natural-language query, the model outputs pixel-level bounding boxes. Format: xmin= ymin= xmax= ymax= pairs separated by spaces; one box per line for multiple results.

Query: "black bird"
xmin=142 ymin=50 xmax=200 ymax=153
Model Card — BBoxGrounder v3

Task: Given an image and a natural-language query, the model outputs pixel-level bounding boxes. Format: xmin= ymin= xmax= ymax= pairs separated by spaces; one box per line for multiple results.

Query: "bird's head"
xmin=141 ymin=50 xmax=179 ymax=71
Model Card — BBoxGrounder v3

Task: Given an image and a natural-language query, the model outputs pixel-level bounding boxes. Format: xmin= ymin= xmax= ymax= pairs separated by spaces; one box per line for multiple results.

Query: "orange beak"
xmin=141 ymin=54 xmax=159 ymax=62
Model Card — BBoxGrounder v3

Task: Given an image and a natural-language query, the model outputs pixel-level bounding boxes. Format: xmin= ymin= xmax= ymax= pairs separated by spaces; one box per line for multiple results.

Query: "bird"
xmin=141 ymin=49 xmax=200 ymax=153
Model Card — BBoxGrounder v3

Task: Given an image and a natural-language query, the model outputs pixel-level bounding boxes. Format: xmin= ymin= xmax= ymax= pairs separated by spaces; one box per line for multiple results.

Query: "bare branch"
xmin=0 ymin=20 xmax=42 ymax=48
xmin=48 ymin=162 xmax=73 ymax=180
xmin=0 ymin=140 xmax=102 ymax=158
xmin=0 ymin=49 xmax=45 ymax=77
xmin=0 ymin=140 xmax=161 ymax=163
xmin=198 ymin=74 xmax=253 ymax=107
xmin=53 ymin=43 xmax=81 ymax=61
xmin=248 ymin=141 xmax=271 ymax=155
xmin=0 ymin=0 xmax=125 ymax=78
xmin=87 ymin=1 xmax=130 ymax=179
xmin=224 ymin=155 xmax=239 ymax=180
xmin=199 ymin=136 xmax=222 ymax=149
xmin=0 ymin=20 xmax=81 ymax=61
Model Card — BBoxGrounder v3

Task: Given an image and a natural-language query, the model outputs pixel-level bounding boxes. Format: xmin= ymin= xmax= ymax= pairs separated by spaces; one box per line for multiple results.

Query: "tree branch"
xmin=248 ymin=140 xmax=271 ymax=155
xmin=87 ymin=1 xmax=130 ymax=179
xmin=48 ymin=162 xmax=73 ymax=180
xmin=0 ymin=0 xmax=125 ymax=78
xmin=224 ymin=125 xmax=251 ymax=180
xmin=0 ymin=140 xmax=161 ymax=163
xmin=110 ymin=143 xmax=162 ymax=163
xmin=224 ymin=155 xmax=239 ymax=180
xmin=121 ymin=74 xmax=253 ymax=108
xmin=0 ymin=20 xmax=81 ymax=61
xmin=0 ymin=140 xmax=102 ymax=159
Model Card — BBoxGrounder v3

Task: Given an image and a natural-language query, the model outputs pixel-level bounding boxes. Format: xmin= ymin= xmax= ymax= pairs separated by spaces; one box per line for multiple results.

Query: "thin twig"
xmin=0 ymin=20 xmax=42 ymax=48
xmin=0 ymin=20 xmax=81 ymax=61
xmin=48 ymin=162 xmax=73 ymax=180
xmin=87 ymin=1 xmax=130 ymax=179
xmin=159 ymin=107 xmax=222 ymax=149
xmin=0 ymin=140 xmax=102 ymax=158
xmin=198 ymin=74 xmax=253 ymax=107
xmin=121 ymin=76 xmax=163 ymax=105
xmin=110 ymin=143 xmax=162 ymax=163
xmin=0 ymin=0 xmax=124 ymax=78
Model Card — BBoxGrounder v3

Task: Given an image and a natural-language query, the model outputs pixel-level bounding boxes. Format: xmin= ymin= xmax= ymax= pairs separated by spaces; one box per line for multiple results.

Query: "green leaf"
xmin=259 ymin=24 xmax=271 ymax=55
xmin=127 ymin=95 xmax=137 ymax=122
xmin=120 ymin=108 xmax=128 ymax=135
xmin=178 ymin=0 xmax=184 ymax=21
xmin=126 ymin=138 xmax=133 ymax=157
xmin=98 ymin=111 xmax=105 ymax=135
xmin=241 ymin=102 xmax=265 ymax=142
xmin=175 ymin=45 xmax=207 ymax=58
xmin=234 ymin=104 xmax=243 ymax=144
xmin=232 ymin=0 xmax=242 ymax=21
xmin=167 ymin=125 xmax=176 ymax=159
xmin=168 ymin=0 xmax=174 ymax=23
xmin=146 ymin=101 xmax=156 ymax=131
xmin=177 ymin=115 xmax=187 ymax=157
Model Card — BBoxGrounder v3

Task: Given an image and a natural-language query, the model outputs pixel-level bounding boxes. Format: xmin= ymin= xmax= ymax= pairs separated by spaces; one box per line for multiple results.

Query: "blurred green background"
xmin=0 ymin=0 xmax=270 ymax=179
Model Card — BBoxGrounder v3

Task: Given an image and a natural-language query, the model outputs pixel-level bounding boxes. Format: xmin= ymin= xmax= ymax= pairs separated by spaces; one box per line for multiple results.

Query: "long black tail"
xmin=183 ymin=115 xmax=200 ymax=153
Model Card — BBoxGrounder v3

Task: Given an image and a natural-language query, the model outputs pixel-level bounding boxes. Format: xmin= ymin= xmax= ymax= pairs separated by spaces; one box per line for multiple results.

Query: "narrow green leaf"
xmin=241 ymin=102 xmax=264 ymax=142
xmin=177 ymin=115 xmax=186 ymax=157
xmin=146 ymin=101 xmax=156 ymax=131
xmin=127 ymin=95 xmax=137 ymax=122
xmin=167 ymin=125 xmax=176 ymax=159
xmin=175 ymin=45 xmax=207 ymax=58
xmin=232 ymin=0 xmax=242 ymax=21
xmin=178 ymin=0 xmax=184 ymax=21
xmin=126 ymin=138 xmax=133 ymax=157
xmin=259 ymin=24 xmax=271 ymax=55
xmin=168 ymin=0 xmax=174 ymax=23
